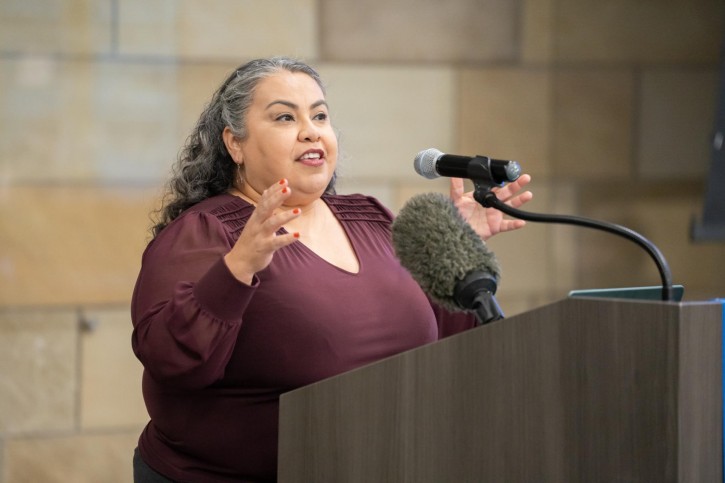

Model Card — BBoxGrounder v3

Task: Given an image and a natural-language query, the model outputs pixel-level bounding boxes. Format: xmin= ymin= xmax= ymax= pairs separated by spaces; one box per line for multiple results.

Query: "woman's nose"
xmin=299 ymin=119 xmax=321 ymax=142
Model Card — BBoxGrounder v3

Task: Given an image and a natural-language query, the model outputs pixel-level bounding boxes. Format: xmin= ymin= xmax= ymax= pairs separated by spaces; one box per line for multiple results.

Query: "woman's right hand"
xmin=224 ymin=179 xmax=301 ymax=284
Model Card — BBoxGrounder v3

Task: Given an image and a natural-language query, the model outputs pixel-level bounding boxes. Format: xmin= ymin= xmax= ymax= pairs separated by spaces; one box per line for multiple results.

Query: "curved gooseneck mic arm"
xmin=472 ymin=182 xmax=675 ymax=302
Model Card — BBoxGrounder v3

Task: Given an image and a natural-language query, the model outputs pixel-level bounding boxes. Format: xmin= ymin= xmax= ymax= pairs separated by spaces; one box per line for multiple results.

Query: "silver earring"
xmin=236 ymin=163 xmax=244 ymax=186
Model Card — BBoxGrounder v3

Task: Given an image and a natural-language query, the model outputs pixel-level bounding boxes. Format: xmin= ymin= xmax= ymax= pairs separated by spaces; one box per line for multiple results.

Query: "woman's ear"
xmin=222 ymin=127 xmax=243 ymax=163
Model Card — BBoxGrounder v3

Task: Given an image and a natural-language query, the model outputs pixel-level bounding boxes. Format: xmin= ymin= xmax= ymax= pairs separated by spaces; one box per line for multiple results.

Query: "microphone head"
xmin=414 ymin=148 xmax=443 ymax=179
xmin=391 ymin=192 xmax=501 ymax=312
xmin=504 ymin=161 xmax=522 ymax=182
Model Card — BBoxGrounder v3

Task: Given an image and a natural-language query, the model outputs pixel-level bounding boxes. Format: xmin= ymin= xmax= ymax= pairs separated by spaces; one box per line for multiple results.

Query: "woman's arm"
xmin=131 ymin=211 xmax=255 ymax=390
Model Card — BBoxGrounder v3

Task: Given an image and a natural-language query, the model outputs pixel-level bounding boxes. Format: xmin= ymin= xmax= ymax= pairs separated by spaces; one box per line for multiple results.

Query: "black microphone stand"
xmin=472 ymin=181 xmax=675 ymax=302
xmin=455 ymin=271 xmax=505 ymax=326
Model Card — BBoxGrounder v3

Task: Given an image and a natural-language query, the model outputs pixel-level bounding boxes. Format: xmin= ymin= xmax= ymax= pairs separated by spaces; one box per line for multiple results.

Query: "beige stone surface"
xmin=0 ymin=59 xmax=185 ymax=183
xmin=318 ymin=64 xmax=456 ymax=180
xmin=458 ymin=67 xmax=552 ymax=178
xmin=0 ymin=309 xmax=77 ymax=434
xmin=178 ymin=62 xmax=240 ymax=141
xmin=552 ymin=69 xmax=634 ymax=179
xmin=577 ymin=182 xmax=725 ymax=301
xmin=521 ymin=0 xmax=555 ymax=63
xmin=118 ymin=0 xmax=318 ymax=60
xmin=335 ymin=178 xmax=396 ymax=211
xmin=395 ymin=178 xmax=452 ymax=214
xmin=553 ymin=0 xmax=724 ymax=63
xmin=485 ymin=181 xmax=575 ymax=300
xmin=80 ymin=308 xmax=148 ymax=430
xmin=3 ymin=430 xmax=142 ymax=483
xmin=0 ymin=186 xmax=158 ymax=306
xmin=320 ymin=0 xmax=518 ymax=62
xmin=547 ymin=180 xmax=579 ymax=298
xmin=638 ymin=68 xmax=719 ymax=180
xmin=0 ymin=0 xmax=112 ymax=55
xmin=0 ymin=58 xmax=88 ymax=181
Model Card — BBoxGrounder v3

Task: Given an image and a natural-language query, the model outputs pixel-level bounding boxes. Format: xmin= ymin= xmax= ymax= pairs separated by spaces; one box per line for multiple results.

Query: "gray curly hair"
xmin=152 ymin=56 xmax=335 ymax=236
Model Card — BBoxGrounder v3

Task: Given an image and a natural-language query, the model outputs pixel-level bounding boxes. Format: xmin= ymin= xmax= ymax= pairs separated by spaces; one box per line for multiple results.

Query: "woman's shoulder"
xmin=323 ymin=193 xmax=394 ymax=224
xmin=158 ymin=194 xmax=253 ymax=242
xmin=185 ymin=193 xmax=252 ymax=217
xmin=189 ymin=194 xmax=254 ymax=232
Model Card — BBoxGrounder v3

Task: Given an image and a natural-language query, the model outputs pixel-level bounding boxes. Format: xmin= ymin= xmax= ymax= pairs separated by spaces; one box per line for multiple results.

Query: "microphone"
xmin=391 ymin=192 xmax=504 ymax=325
xmin=414 ymin=148 xmax=521 ymax=185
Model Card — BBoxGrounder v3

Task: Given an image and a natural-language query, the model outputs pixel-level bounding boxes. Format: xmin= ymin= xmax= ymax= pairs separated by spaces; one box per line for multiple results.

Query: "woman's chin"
xmin=293 ymin=175 xmax=334 ymax=196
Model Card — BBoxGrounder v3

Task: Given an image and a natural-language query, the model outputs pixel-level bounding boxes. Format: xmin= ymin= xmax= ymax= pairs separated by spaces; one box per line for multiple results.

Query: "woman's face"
xmin=231 ymin=71 xmax=338 ymax=205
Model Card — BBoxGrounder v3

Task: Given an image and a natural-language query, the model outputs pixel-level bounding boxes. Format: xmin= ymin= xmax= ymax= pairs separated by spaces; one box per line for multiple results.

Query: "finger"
xmin=246 ymin=180 xmax=293 ymax=233
xmin=254 ymin=179 xmax=291 ymax=217
xmin=449 ymin=178 xmax=465 ymax=200
xmin=507 ymin=190 xmax=533 ymax=208
xmin=268 ymin=231 xmax=301 ymax=250
xmin=496 ymin=219 xmax=526 ymax=233
xmin=516 ymin=173 xmax=532 ymax=187
xmin=260 ymin=206 xmax=302 ymax=235
xmin=493 ymin=174 xmax=532 ymax=201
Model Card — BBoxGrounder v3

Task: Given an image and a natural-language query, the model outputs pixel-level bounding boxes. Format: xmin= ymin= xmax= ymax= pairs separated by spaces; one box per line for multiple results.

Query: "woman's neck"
xmin=228 ymin=184 xmax=322 ymax=216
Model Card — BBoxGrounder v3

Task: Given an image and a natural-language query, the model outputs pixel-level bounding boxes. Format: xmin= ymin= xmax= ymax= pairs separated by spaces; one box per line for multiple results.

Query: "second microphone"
xmin=414 ymin=148 xmax=521 ymax=185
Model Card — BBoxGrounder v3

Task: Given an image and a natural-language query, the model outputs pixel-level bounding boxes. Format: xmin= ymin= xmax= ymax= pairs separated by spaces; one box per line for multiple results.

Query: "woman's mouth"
xmin=298 ymin=151 xmax=325 ymax=167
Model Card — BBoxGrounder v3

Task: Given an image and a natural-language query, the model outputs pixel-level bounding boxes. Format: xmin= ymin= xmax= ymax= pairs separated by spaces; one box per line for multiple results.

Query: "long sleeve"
xmin=131 ymin=210 xmax=256 ymax=390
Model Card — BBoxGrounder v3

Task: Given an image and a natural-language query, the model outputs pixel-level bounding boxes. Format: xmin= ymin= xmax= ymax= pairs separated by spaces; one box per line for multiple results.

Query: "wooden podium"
xmin=278 ymin=298 xmax=722 ymax=482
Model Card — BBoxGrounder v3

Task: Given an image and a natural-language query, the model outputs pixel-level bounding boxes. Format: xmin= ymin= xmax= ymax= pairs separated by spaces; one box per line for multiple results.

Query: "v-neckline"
xmin=227 ymin=194 xmax=362 ymax=275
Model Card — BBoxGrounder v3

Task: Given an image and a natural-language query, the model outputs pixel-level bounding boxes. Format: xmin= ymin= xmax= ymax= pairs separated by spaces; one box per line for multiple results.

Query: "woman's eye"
xmin=314 ymin=112 xmax=328 ymax=121
xmin=276 ymin=114 xmax=294 ymax=122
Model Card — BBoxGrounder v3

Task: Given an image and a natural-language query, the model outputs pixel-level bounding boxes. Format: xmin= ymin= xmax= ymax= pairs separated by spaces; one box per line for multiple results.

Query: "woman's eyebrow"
xmin=265 ymin=99 xmax=328 ymax=110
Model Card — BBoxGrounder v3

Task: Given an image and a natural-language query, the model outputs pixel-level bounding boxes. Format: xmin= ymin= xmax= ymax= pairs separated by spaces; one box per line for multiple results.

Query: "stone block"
xmin=318 ymin=64 xmax=456 ymax=180
xmin=320 ymin=0 xmax=518 ymax=62
xmin=0 ymin=186 xmax=156 ymax=306
xmin=553 ymin=0 xmax=724 ymax=63
xmin=0 ymin=309 xmax=77 ymax=434
xmin=118 ymin=0 xmax=318 ymax=60
xmin=638 ymin=68 xmax=719 ymax=180
xmin=80 ymin=308 xmax=148 ymax=430
xmin=521 ymin=0 xmax=555 ymax=63
xmin=3 ymin=430 xmax=141 ymax=483
xmin=0 ymin=0 xmax=112 ymax=56
xmin=458 ymin=67 xmax=552 ymax=178
xmin=0 ymin=59 xmax=182 ymax=183
xmin=552 ymin=68 xmax=634 ymax=180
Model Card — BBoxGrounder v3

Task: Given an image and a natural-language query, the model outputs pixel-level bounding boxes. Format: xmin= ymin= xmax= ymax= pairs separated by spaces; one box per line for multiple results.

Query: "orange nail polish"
xmin=282 ymin=187 xmax=288 ymax=194
xmin=279 ymin=179 xmax=286 ymax=185
xmin=293 ymin=232 xmax=300 ymax=238
xmin=293 ymin=208 xmax=300 ymax=215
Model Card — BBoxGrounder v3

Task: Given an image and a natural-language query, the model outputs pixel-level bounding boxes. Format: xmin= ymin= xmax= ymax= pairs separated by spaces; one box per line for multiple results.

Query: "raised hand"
xmin=224 ymin=179 xmax=301 ymax=284
xmin=450 ymin=175 xmax=533 ymax=241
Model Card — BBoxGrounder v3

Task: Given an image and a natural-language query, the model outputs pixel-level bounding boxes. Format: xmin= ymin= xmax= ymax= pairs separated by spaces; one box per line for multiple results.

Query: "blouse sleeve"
xmin=130 ymin=211 xmax=255 ymax=390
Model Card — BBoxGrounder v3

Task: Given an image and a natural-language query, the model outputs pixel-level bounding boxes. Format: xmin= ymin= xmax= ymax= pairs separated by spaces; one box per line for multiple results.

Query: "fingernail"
xmin=282 ymin=187 xmax=288 ymax=194
xmin=293 ymin=232 xmax=300 ymax=238
xmin=279 ymin=179 xmax=286 ymax=185
xmin=293 ymin=208 xmax=300 ymax=215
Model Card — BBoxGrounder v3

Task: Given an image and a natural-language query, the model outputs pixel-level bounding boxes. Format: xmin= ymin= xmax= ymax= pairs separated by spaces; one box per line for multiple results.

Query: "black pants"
xmin=133 ymin=448 xmax=175 ymax=483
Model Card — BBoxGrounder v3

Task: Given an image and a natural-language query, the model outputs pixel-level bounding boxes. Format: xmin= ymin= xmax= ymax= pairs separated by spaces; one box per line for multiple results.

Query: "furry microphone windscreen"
xmin=391 ymin=192 xmax=501 ymax=312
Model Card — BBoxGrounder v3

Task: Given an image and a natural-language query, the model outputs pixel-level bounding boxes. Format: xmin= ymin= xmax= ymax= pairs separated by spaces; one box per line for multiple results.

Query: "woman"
xmin=131 ymin=57 xmax=532 ymax=482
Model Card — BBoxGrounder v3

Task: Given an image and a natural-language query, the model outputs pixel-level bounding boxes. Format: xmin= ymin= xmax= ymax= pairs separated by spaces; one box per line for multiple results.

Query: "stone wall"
xmin=1 ymin=0 xmax=723 ymax=480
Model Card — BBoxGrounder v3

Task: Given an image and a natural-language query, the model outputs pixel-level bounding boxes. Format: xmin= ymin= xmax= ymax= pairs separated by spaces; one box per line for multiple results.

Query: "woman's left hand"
xmin=450 ymin=175 xmax=533 ymax=241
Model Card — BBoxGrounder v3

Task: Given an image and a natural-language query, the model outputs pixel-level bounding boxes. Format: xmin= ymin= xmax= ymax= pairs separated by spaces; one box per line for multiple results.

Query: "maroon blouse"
xmin=131 ymin=193 xmax=476 ymax=482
